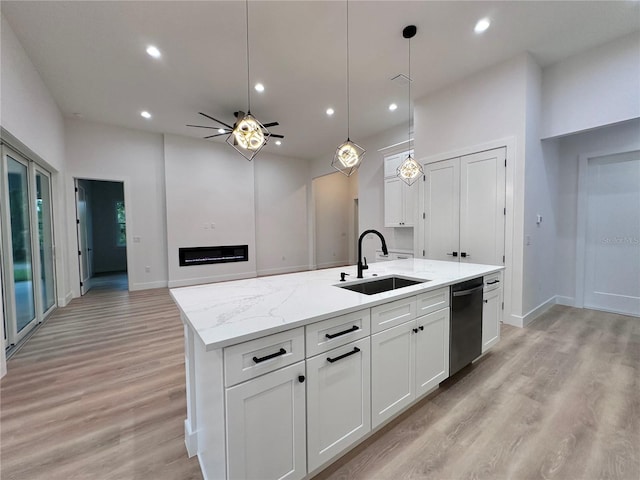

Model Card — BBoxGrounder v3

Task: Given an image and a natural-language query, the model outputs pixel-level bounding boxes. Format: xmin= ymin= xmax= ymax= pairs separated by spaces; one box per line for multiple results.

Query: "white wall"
xmin=309 ymin=123 xmax=411 ymax=263
xmin=254 ymin=153 xmax=310 ymax=276
xmin=65 ymin=119 xmax=167 ymax=294
xmin=1 ymin=15 xmax=69 ymax=307
xmin=413 ymin=54 xmax=529 ymax=324
xmin=541 ymin=32 xmax=640 ymax=139
xmin=522 ymin=57 xmax=559 ymax=319
xmin=555 ymin=119 xmax=640 ymax=305
xmin=313 ymin=172 xmax=351 ymax=269
xmin=164 ymin=134 xmax=256 ymax=287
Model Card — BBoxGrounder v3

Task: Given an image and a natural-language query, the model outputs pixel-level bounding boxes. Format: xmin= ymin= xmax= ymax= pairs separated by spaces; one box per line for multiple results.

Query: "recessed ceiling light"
xmin=389 ymin=103 xmax=398 ymax=111
xmin=254 ymin=83 xmax=265 ymax=92
xmin=474 ymin=18 xmax=491 ymax=34
xmin=326 ymin=108 xmax=335 ymax=116
xmin=218 ymin=128 xmax=226 ymax=134
xmin=140 ymin=111 xmax=152 ymax=119
xmin=275 ymin=140 xmax=282 ymax=146
xmin=146 ymin=45 xmax=161 ymax=58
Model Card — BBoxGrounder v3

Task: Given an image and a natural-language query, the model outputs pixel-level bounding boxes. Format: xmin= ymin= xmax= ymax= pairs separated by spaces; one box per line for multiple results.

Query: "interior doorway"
xmin=577 ymin=150 xmax=640 ymax=317
xmin=75 ymin=179 xmax=128 ymax=294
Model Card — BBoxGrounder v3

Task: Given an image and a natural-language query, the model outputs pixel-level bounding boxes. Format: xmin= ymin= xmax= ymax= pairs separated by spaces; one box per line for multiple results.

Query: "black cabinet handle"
xmin=253 ymin=348 xmax=286 ymax=364
xmin=413 ymin=328 xmax=419 ymax=333
xmin=447 ymin=251 xmax=458 ymax=257
xmin=298 ymin=375 xmax=305 ymax=383
xmin=325 ymin=325 xmax=359 ymax=339
xmin=484 ymin=299 xmax=489 ymax=303
xmin=327 ymin=347 xmax=360 ymax=363
xmin=460 ymin=252 xmax=469 ymax=258
xmin=486 ymin=280 xmax=500 ymax=285
xmin=419 ymin=325 xmax=424 ymax=331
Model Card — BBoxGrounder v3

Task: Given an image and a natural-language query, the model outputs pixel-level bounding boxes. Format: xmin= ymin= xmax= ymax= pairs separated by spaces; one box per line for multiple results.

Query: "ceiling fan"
xmin=187 ymin=111 xmax=284 ymax=142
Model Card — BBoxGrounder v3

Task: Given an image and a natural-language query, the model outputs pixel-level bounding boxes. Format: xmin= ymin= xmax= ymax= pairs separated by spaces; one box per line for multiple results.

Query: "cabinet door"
xmin=384 ymin=177 xmax=404 ymax=227
xmin=415 ymin=308 xmax=450 ymax=398
xmin=371 ymin=321 xmax=415 ymax=428
xmin=459 ymin=148 xmax=506 ymax=265
xmin=482 ymin=288 xmax=501 ymax=352
xmin=226 ymin=361 xmax=306 ymax=480
xmin=402 ymin=180 xmax=418 ymax=227
xmin=424 ymin=159 xmax=460 ymax=261
xmin=306 ymin=337 xmax=371 ymax=472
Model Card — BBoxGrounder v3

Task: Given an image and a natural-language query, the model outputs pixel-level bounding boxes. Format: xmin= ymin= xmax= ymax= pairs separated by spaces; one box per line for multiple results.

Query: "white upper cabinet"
xmin=424 ymin=147 xmax=506 ymax=266
xmin=384 ymin=150 xmax=418 ymax=227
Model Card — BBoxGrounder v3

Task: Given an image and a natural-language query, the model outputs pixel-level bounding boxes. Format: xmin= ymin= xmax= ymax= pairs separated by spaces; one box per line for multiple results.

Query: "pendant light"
xmin=226 ymin=0 xmax=270 ymax=161
xmin=397 ymin=25 xmax=423 ymax=185
xmin=332 ymin=0 xmax=365 ymax=176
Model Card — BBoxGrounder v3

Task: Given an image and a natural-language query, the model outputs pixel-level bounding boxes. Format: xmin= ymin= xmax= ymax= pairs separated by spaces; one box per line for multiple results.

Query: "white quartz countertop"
xmin=170 ymin=258 xmax=503 ymax=350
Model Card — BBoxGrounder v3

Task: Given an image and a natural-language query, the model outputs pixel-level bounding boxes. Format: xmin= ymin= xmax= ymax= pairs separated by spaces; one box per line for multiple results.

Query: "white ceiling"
xmin=2 ymin=1 xmax=639 ymax=160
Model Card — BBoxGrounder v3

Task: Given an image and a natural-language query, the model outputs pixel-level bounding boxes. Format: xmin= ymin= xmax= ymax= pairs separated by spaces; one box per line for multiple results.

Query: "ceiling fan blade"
xmin=187 ymin=124 xmax=223 ymax=130
xmin=198 ymin=112 xmax=234 ymax=129
xmin=203 ymin=133 xmax=228 ymax=139
xmin=269 ymin=134 xmax=285 ymax=139
xmin=262 ymin=122 xmax=279 ymax=128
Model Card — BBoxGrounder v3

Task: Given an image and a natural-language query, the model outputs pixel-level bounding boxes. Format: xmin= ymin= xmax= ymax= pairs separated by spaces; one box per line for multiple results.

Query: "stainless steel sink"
xmin=338 ymin=276 xmax=427 ymax=295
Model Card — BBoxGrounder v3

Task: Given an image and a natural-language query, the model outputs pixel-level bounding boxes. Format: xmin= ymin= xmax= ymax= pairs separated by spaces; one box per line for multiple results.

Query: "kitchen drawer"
xmin=306 ymin=309 xmax=370 ymax=357
xmin=416 ymin=287 xmax=449 ymax=317
xmin=484 ymin=272 xmax=501 ymax=292
xmin=224 ymin=327 xmax=305 ymax=387
xmin=371 ymin=296 xmax=416 ymax=334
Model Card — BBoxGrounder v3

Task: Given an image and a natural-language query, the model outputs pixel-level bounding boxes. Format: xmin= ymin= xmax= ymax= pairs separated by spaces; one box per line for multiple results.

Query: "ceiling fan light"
xmin=332 ymin=139 xmax=365 ymax=176
xmin=226 ymin=112 xmax=270 ymax=161
xmin=397 ymin=154 xmax=423 ymax=185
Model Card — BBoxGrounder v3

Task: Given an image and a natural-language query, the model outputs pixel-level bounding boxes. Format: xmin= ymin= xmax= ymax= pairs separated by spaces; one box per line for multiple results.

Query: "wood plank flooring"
xmin=314 ymin=306 xmax=640 ymax=480
xmin=2 ymin=288 xmax=638 ymax=480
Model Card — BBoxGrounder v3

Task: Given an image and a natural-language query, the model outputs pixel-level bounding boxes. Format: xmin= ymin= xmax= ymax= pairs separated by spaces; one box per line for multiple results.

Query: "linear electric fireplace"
xmin=179 ymin=245 xmax=249 ymax=267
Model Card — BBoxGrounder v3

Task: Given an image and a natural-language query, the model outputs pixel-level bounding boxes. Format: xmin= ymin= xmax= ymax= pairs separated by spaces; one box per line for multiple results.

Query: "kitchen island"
xmin=171 ymin=258 xmax=503 ymax=480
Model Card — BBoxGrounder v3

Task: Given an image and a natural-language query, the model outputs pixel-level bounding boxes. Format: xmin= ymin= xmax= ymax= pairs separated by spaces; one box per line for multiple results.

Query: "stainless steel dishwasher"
xmin=450 ymin=277 xmax=483 ymax=376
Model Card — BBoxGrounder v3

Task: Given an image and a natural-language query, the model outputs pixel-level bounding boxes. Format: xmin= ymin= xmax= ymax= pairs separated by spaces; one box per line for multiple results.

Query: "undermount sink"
xmin=338 ymin=276 xmax=428 ymax=295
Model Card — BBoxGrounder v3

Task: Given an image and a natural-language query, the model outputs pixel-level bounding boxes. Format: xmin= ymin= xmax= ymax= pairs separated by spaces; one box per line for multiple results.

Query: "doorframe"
xmin=575 ymin=147 xmax=640 ymax=309
xmin=69 ymin=175 xmax=134 ymax=296
xmin=417 ymin=136 xmax=516 ymax=325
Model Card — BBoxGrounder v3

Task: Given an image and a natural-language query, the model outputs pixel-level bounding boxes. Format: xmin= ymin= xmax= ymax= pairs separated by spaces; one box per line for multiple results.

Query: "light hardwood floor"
xmin=1 ymin=288 xmax=638 ymax=480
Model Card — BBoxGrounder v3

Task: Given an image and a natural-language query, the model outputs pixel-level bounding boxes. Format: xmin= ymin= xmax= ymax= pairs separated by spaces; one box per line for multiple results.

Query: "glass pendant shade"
xmin=397 ymin=153 xmax=423 ymax=185
xmin=332 ymin=139 xmax=365 ymax=176
xmin=226 ymin=112 xmax=270 ymax=161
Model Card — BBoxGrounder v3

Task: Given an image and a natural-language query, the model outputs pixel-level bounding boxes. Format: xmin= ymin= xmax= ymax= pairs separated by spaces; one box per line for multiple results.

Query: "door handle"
xmin=446 ymin=251 xmax=458 ymax=257
xmin=452 ymin=285 xmax=484 ymax=297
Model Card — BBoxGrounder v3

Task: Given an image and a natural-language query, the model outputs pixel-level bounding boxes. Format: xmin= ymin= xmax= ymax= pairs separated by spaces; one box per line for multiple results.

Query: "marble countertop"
xmin=170 ymin=258 xmax=503 ymax=350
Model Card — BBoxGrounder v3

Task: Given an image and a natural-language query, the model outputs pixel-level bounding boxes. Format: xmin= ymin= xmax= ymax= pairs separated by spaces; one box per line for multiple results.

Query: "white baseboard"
xmin=130 ymin=280 xmax=169 ymax=291
xmin=554 ymin=295 xmax=575 ymax=307
xmin=256 ymin=264 xmax=311 ymax=277
xmin=184 ymin=419 xmax=197 ymax=458
xmin=168 ymin=271 xmax=257 ymax=289
xmin=58 ymin=291 xmax=73 ymax=307
xmin=506 ymin=296 xmax=558 ymax=328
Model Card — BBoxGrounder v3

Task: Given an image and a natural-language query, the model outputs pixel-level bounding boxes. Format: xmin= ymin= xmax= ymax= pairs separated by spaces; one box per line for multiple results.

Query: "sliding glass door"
xmin=1 ymin=145 xmax=56 ymax=349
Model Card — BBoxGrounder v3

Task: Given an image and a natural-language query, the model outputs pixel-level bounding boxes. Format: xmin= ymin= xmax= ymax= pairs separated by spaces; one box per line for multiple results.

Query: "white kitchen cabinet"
xmin=226 ymin=361 xmax=307 ymax=480
xmin=482 ymin=287 xmax=502 ymax=353
xmin=384 ymin=176 xmax=417 ymax=227
xmin=371 ymin=307 xmax=450 ymax=428
xmin=415 ymin=308 xmax=450 ymax=397
xmin=306 ymin=337 xmax=371 ymax=472
xmin=423 ymin=147 xmax=506 ymax=265
xmin=371 ymin=320 xmax=416 ymax=428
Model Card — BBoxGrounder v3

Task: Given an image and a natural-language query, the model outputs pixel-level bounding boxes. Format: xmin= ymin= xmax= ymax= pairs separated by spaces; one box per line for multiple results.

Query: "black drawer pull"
xmin=325 ymin=325 xmax=359 ymax=339
xmin=419 ymin=325 xmax=424 ymax=331
xmin=486 ymin=279 xmax=500 ymax=285
xmin=253 ymin=348 xmax=286 ymax=364
xmin=327 ymin=347 xmax=360 ymax=363
xmin=413 ymin=328 xmax=419 ymax=333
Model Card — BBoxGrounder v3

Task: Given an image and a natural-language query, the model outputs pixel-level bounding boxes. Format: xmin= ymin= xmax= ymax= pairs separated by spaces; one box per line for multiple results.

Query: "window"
xmin=115 ymin=201 xmax=126 ymax=246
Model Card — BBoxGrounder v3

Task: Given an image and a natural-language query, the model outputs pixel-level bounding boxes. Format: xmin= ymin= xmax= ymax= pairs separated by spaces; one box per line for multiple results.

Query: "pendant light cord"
xmin=408 ymin=35 xmax=411 ymax=147
xmin=346 ymin=0 xmax=350 ymax=140
xmin=246 ymin=0 xmax=251 ymax=113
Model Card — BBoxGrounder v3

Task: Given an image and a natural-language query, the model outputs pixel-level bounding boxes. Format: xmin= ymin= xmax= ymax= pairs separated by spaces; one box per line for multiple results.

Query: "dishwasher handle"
xmin=452 ymin=285 xmax=484 ymax=297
